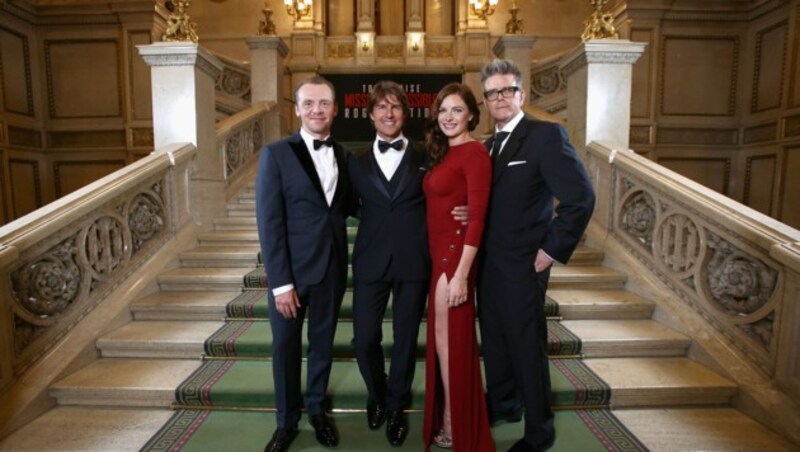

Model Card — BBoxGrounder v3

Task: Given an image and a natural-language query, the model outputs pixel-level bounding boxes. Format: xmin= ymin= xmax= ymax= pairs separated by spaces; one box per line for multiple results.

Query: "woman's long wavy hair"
xmin=424 ymin=82 xmax=480 ymax=169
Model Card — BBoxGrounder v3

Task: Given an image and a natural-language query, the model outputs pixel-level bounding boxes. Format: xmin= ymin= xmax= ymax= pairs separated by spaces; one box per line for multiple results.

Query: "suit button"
xmin=442 ymin=258 xmax=448 ymax=264
xmin=456 ymin=229 xmax=461 ymax=235
xmin=449 ymin=245 xmax=455 ymax=251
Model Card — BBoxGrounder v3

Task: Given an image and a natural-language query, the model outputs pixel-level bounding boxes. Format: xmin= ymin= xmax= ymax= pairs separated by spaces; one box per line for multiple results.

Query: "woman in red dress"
xmin=421 ymin=82 xmax=494 ymax=451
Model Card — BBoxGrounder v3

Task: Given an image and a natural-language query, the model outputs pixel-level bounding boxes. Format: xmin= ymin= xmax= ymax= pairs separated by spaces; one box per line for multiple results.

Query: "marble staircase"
xmin=0 ymin=185 xmax=794 ymax=451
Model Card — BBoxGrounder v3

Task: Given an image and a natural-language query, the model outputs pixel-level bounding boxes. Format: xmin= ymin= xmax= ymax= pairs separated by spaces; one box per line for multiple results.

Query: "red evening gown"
xmin=421 ymin=140 xmax=494 ymax=451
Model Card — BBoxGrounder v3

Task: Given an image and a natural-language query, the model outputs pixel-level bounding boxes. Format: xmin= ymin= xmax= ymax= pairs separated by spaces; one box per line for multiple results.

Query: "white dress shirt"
xmin=493 ymin=110 xmax=525 ymax=157
xmin=300 ymin=128 xmax=338 ymax=206
xmin=373 ymin=135 xmax=407 ymax=180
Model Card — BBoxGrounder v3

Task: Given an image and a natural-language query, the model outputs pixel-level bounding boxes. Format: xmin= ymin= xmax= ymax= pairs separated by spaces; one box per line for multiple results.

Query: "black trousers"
xmin=352 ymin=277 xmax=427 ymax=411
xmin=477 ymin=256 xmax=555 ymax=447
xmin=268 ymin=254 xmax=346 ymax=428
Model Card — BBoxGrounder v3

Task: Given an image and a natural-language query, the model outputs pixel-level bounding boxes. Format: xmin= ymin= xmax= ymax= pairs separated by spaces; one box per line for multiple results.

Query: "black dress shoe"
xmin=309 ymin=413 xmax=339 ymax=447
xmin=367 ymin=399 xmax=387 ymax=429
xmin=385 ymin=410 xmax=409 ymax=446
xmin=264 ymin=427 xmax=298 ymax=452
xmin=509 ymin=432 xmax=556 ymax=452
xmin=489 ymin=405 xmax=523 ymax=426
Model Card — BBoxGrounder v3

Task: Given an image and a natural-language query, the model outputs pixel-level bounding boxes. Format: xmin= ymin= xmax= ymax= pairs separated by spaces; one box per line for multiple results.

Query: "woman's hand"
xmin=446 ymin=274 xmax=469 ymax=307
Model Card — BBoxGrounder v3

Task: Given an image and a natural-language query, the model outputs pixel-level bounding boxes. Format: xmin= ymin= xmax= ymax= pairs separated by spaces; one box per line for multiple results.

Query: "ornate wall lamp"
xmin=284 ymin=0 xmax=312 ymax=22
xmin=469 ymin=0 xmax=498 ymax=20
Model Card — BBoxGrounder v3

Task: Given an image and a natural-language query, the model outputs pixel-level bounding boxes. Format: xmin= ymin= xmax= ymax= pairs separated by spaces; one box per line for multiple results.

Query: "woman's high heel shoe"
xmin=433 ymin=428 xmax=453 ymax=449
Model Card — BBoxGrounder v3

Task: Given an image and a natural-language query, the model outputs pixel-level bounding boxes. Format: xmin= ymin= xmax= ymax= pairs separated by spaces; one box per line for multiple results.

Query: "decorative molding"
xmin=0 ymin=121 xmax=5 ymax=144
xmin=425 ymin=42 xmax=454 ymax=58
xmin=743 ymin=122 xmax=777 ymax=144
xmin=630 ymin=125 xmax=651 ymax=145
xmin=216 ymin=67 xmax=251 ymax=102
xmin=131 ymin=128 xmax=154 ymax=148
xmin=45 ymin=39 xmax=123 ymax=119
xmin=7 ymin=126 xmax=42 ymax=148
xmin=751 ymin=21 xmax=788 ymax=113
xmin=743 ymin=154 xmax=776 ymax=206
xmin=658 ymin=157 xmax=732 ymax=196
xmin=47 ymin=130 xmax=126 ymax=149
xmin=53 ymin=160 xmax=126 ymax=198
xmin=327 ymin=43 xmax=355 ymax=59
xmin=660 ymin=36 xmax=739 ymax=117
xmin=656 ymin=127 xmax=738 ymax=146
xmin=137 ymin=43 xmax=223 ymax=79
xmin=531 ymin=66 xmax=565 ymax=99
xmin=784 ymin=114 xmax=800 ymax=138
xmin=8 ymin=159 xmax=42 ymax=215
xmin=560 ymin=40 xmax=646 ymax=78
xmin=0 ymin=26 xmax=35 ymax=117
xmin=376 ymin=43 xmax=403 ymax=59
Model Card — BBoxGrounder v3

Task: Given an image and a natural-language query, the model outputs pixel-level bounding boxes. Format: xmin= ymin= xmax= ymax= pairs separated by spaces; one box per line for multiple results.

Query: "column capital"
xmin=560 ymin=39 xmax=646 ymax=78
xmin=138 ymin=42 xmax=223 ymax=79
xmin=492 ymin=35 xmax=537 ymax=57
xmin=246 ymin=36 xmax=290 ymax=57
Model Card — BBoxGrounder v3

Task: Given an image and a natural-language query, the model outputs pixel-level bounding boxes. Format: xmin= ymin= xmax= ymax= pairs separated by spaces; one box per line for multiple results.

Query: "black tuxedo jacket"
xmin=482 ymin=117 xmax=595 ymax=280
xmin=348 ymin=141 xmax=430 ymax=282
xmin=255 ymin=131 xmax=351 ymax=289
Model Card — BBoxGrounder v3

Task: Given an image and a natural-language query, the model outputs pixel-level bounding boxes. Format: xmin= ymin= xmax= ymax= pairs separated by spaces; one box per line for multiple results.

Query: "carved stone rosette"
xmin=614 ymin=172 xmax=781 ymax=370
xmin=10 ymin=179 xmax=168 ymax=370
xmin=222 ymin=113 xmax=267 ymax=178
xmin=216 ymin=67 xmax=251 ymax=103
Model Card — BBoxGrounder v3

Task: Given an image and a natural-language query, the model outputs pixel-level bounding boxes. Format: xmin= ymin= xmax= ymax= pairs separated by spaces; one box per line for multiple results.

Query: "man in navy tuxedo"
xmin=256 ymin=76 xmax=350 ymax=452
xmin=477 ymin=59 xmax=596 ymax=452
xmin=348 ymin=81 xmax=429 ymax=446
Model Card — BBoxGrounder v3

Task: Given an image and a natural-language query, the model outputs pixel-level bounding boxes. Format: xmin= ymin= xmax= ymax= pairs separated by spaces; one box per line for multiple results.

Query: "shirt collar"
xmin=496 ymin=111 xmax=525 ymax=134
xmin=299 ymin=128 xmax=332 ymax=150
xmin=373 ymin=134 xmax=407 ymax=152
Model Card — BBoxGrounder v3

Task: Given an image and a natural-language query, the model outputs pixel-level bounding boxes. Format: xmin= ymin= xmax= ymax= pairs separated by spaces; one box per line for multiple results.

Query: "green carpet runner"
xmin=141 ymin=216 xmax=647 ymax=451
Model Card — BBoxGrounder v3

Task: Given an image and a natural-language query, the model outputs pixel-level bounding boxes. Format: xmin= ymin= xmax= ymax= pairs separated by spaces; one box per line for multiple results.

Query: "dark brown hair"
xmin=368 ymin=81 xmax=410 ymax=119
xmin=424 ymin=82 xmax=480 ymax=168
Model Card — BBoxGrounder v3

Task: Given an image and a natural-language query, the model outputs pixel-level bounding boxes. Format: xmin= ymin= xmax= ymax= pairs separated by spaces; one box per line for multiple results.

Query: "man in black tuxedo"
xmin=477 ymin=59 xmax=596 ymax=452
xmin=349 ymin=81 xmax=429 ymax=446
xmin=256 ymin=76 xmax=350 ymax=452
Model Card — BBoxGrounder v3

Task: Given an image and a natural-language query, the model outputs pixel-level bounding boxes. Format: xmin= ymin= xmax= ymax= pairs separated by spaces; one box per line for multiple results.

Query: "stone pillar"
xmin=138 ymin=42 xmax=225 ymax=228
xmin=493 ymin=35 xmax=537 ymax=102
xmin=559 ymin=40 xmax=646 ymax=150
xmin=247 ymin=36 xmax=289 ymax=134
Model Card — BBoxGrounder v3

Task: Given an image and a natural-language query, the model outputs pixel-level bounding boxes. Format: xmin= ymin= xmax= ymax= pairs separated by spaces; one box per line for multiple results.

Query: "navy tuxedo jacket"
xmin=255 ymin=132 xmax=351 ymax=290
xmin=348 ymin=141 xmax=430 ymax=282
xmin=482 ymin=117 xmax=595 ymax=280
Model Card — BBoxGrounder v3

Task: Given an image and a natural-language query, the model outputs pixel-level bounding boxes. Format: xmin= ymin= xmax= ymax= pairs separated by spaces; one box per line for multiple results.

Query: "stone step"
xmin=95 ymin=318 xmax=688 ymax=360
xmin=556 ymin=245 xmax=604 ymax=266
xmin=612 ymin=407 xmax=796 ymax=451
xmin=228 ymin=203 xmax=256 ymax=215
xmin=97 ymin=321 xmax=226 ymax=358
xmin=179 ymin=246 xmax=260 ymax=267
xmin=198 ymin=231 xmax=259 ymax=247
xmin=157 ymin=267 xmax=253 ymax=291
xmin=130 ymin=288 xmax=652 ymax=323
xmin=130 ymin=291 xmax=238 ymax=321
xmin=549 ymin=266 xmax=627 ymax=289
xmin=547 ymin=289 xmax=654 ymax=320
xmin=585 ymin=357 xmax=737 ymax=407
xmin=50 ymin=358 xmax=201 ymax=407
xmin=237 ymin=191 xmax=255 ymax=201
xmin=2 ymin=406 xmax=793 ymax=451
xmin=49 ymin=356 xmax=735 ymax=409
xmin=213 ymin=216 xmax=256 ymax=230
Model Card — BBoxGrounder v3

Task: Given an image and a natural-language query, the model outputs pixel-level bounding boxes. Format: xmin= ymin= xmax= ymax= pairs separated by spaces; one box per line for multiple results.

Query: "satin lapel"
xmin=331 ymin=141 xmax=348 ymax=207
xmin=364 ymin=149 xmax=392 ymax=200
xmin=390 ymin=144 xmax=418 ymax=201
xmin=289 ymin=133 xmax=326 ymax=201
xmin=492 ymin=120 xmax=527 ymax=184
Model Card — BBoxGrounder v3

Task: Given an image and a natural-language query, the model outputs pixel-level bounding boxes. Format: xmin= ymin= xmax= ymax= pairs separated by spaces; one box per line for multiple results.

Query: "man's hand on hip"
xmin=534 ymin=249 xmax=554 ymax=273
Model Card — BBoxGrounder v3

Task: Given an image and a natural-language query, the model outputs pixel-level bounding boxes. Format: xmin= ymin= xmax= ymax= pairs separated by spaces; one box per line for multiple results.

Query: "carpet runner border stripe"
xmin=141 ymin=409 xmax=647 ymax=451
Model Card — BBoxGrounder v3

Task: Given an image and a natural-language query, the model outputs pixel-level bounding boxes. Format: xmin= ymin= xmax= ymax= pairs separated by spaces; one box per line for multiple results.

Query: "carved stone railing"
xmin=0 ymin=144 xmax=195 ymax=384
xmin=530 ymin=50 xmax=569 ymax=117
xmin=217 ymin=103 xmax=274 ymax=180
xmin=584 ymin=141 xmax=800 ymax=400
xmin=212 ymin=51 xmax=251 ymax=116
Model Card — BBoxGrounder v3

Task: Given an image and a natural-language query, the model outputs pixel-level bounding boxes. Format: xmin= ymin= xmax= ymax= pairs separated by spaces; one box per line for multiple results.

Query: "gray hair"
xmin=480 ymin=59 xmax=523 ymax=87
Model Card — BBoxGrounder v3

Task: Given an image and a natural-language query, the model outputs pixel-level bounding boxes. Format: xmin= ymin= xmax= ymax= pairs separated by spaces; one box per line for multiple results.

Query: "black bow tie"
xmin=377 ymin=139 xmax=404 ymax=153
xmin=313 ymin=137 xmax=335 ymax=150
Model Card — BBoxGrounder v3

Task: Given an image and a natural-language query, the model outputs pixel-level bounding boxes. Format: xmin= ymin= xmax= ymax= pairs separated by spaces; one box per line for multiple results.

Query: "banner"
xmin=324 ymin=73 xmax=462 ymax=142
